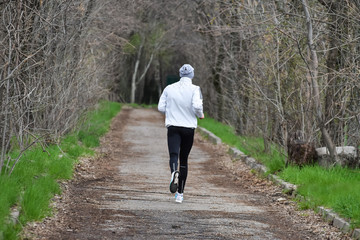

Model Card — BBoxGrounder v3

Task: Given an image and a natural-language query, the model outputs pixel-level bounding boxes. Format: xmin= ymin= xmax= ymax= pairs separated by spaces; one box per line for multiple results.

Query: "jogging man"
xmin=158 ymin=64 xmax=204 ymax=203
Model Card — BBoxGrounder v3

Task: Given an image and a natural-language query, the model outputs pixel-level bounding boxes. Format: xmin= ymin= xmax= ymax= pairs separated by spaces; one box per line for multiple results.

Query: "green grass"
xmin=280 ymin=165 xmax=360 ymax=227
xmin=20 ymin=176 xmax=61 ymax=222
xmin=199 ymin=115 xmax=360 ymax=228
xmin=78 ymin=101 xmax=122 ymax=147
xmin=198 ymin=116 xmax=286 ymax=173
xmin=0 ymin=101 xmax=122 ymax=239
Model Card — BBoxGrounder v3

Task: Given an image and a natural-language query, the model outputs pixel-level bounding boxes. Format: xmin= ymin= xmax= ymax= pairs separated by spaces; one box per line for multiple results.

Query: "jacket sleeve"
xmin=157 ymin=88 xmax=167 ymax=114
xmin=192 ymin=86 xmax=204 ymax=118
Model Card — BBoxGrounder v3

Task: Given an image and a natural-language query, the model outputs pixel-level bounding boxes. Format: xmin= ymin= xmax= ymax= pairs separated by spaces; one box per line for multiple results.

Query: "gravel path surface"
xmin=24 ymin=108 xmax=350 ymax=239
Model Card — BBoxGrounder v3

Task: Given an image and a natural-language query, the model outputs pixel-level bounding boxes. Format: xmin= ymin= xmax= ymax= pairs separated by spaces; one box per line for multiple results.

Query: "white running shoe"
xmin=175 ymin=193 xmax=183 ymax=203
xmin=169 ymin=171 xmax=179 ymax=193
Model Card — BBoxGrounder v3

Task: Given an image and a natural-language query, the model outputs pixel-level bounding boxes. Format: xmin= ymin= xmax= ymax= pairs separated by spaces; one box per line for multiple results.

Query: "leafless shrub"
xmin=0 ymin=0 xmax=116 ymax=174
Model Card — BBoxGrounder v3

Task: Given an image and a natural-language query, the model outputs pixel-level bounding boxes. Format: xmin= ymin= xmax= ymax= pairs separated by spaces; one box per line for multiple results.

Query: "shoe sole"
xmin=170 ymin=171 xmax=179 ymax=193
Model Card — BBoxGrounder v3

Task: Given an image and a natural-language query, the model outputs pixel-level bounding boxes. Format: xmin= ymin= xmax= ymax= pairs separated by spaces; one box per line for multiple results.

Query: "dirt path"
xmin=25 ymin=108 xmax=348 ymax=239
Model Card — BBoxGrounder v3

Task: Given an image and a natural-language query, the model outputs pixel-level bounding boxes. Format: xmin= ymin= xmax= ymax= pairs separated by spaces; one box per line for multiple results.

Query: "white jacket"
xmin=158 ymin=77 xmax=203 ymax=128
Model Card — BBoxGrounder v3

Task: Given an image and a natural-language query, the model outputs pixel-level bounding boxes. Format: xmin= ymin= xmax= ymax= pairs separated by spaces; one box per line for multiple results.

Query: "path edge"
xmin=197 ymin=126 xmax=360 ymax=239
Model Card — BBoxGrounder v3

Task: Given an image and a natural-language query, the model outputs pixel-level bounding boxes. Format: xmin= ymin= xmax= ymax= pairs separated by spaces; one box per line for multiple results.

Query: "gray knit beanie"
xmin=179 ymin=64 xmax=194 ymax=79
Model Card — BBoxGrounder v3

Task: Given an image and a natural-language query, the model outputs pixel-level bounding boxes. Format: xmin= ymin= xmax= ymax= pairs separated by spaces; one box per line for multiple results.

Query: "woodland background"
xmin=1 ymin=0 xmax=360 ymax=173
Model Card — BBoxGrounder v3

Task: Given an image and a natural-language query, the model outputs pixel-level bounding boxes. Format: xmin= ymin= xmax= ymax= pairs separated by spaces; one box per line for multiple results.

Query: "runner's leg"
xmin=177 ymin=127 xmax=195 ymax=193
xmin=167 ymin=126 xmax=181 ymax=173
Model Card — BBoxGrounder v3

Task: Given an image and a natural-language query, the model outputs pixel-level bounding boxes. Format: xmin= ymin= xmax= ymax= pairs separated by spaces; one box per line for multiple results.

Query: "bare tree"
xmin=0 ymin=0 xmax=116 ymax=174
xmin=301 ymin=0 xmax=337 ymax=162
xmin=2 ymin=0 xmax=359 ymax=174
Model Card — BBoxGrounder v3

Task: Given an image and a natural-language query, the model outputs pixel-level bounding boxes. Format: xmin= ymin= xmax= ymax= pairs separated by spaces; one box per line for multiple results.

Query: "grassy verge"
xmin=198 ymin=116 xmax=286 ymax=173
xmin=0 ymin=101 xmax=121 ymax=239
xmin=198 ymin=115 xmax=360 ymax=228
xmin=280 ymin=165 xmax=360 ymax=227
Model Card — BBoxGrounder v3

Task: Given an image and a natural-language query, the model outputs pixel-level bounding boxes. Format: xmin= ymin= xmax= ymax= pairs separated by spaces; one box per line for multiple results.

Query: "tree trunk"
xmin=130 ymin=42 xmax=143 ymax=103
xmin=154 ymin=56 xmax=162 ymax=100
xmin=301 ymin=0 xmax=338 ymax=164
xmin=213 ymin=41 xmax=225 ymax=122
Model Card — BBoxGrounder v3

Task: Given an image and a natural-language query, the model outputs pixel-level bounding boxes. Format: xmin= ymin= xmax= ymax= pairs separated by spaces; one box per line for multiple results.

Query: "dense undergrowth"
xmin=198 ymin=115 xmax=360 ymax=229
xmin=0 ymin=101 xmax=121 ymax=240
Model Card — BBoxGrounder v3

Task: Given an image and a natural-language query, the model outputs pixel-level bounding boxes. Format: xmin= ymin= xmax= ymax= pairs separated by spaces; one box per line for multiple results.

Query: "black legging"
xmin=167 ymin=126 xmax=195 ymax=194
